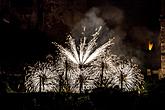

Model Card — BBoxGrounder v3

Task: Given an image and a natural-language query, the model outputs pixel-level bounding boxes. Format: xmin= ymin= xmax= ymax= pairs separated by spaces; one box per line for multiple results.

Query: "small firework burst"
xmin=109 ymin=58 xmax=144 ymax=91
xmin=71 ymin=65 xmax=97 ymax=93
xmin=25 ymin=61 xmax=59 ymax=92
xmin=91 ymin=53 xmax=120 ymax=88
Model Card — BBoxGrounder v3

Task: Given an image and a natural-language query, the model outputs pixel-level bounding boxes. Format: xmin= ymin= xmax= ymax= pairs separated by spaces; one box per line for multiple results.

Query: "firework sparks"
xmin=25 ymin=61 xmax=59 ymax=92
xmin=53 ymin=26 xmax=114 ymax=65
xmin=53 ymin=26 xmax=115 ymax=93
xmin=54 ymin=55 xmax=79 ymax=93
xmin=91 ymin=54 xmax=120 ymax=88
xmin=109 ymin=58 xmax=144 ymax=91
xmin=91 ymin=54 xmax=144 ymax=92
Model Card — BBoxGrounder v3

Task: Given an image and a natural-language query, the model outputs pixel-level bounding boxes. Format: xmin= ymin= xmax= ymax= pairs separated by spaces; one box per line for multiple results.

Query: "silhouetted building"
xmin=159 ymin=17 xmax=165 ymax=78
xmin=159 ymin=0 xmax=165 ymax=79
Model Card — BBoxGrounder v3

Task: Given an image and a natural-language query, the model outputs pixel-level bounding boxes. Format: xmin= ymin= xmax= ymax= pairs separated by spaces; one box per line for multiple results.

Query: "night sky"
xmin=0 ymin=0 xmax=161 ymax=72
xmin=0 ymin=1 xmax=164 ymax=109
xmin=88 ymin=0 xmax=160 ymax=30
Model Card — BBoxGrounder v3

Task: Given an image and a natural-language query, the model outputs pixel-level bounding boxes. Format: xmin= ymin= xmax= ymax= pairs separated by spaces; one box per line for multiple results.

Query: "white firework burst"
xmin=53 ymin=26 xmax=114 ymax=65
xmin=54 ymin=55 xmax=80 ymax=93
xmin=53 ymin=26 xmax=115 ymax=93
xmin=25 ymin=61 xmax=59 ymax=92
xmin=91 ymin=53 xmax=120 ymax=88
xmin=109 ymin=58 xmax=144 ymax=91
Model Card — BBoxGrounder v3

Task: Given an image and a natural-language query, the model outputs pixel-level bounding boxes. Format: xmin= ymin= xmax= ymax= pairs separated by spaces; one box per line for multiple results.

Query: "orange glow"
xmin=148 ymin=41 xmax=153 ymax=51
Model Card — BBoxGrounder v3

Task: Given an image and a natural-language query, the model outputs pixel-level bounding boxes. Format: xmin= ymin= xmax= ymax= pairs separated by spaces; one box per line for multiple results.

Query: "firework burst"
xmin=109 ymin=58 xmax=144 ymax=91
xmin=25 ymin=61 xmax=59 ymax=92
xmin=53 ymin=26 xmax=114 ymax=65
xmin=53 ymin=26 xmax=115 ymax=93
xmin=91 ymin=54 xmax=120 ymax=88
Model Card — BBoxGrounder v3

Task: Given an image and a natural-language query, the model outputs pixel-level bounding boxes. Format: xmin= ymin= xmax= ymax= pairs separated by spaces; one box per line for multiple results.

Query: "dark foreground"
xmin=0 ymin=87 xmax=164 ymax=110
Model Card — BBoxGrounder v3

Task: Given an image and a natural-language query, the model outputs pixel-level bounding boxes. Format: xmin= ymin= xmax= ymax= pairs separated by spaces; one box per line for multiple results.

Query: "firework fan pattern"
xmin=53 ymin=26 xmax=115 ymax=93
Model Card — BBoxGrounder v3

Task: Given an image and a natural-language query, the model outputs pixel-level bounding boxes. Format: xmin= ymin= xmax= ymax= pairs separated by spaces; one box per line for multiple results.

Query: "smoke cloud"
xmin=69 ymin=5 xmax=159 ymax=66
xmin=71 ymin=7 xmax=117 ymax=49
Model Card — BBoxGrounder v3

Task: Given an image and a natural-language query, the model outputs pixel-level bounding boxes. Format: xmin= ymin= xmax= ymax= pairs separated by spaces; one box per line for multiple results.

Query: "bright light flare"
xmin=148 ymin=41 xmax=153 ymax=51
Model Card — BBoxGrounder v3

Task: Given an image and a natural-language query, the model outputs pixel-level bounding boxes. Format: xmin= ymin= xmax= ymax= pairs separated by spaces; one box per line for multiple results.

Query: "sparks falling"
xmin=25 ymin=61 xmax=59 ymax=92
xmin=109 ymin=58 xmax=144 ymax=91
xmin=91 ymin=54 xmax=121 ymax=88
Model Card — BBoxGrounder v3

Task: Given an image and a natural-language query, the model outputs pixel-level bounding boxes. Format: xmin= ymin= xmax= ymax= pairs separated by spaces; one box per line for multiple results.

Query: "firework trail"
xmin=53 ymin=26 xmax=114 ymax=65
xmin=53 ymin=26 xmax=115 ymax=93
xmin=25 ymin=61 xmax=59 ymax=92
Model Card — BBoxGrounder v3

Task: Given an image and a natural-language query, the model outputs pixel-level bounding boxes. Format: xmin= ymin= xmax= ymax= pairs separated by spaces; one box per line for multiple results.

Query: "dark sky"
xmin=88 ymin=0 xmax=160 ymax=29
xmin=0 ymin=0 xmax=161 ymax=71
